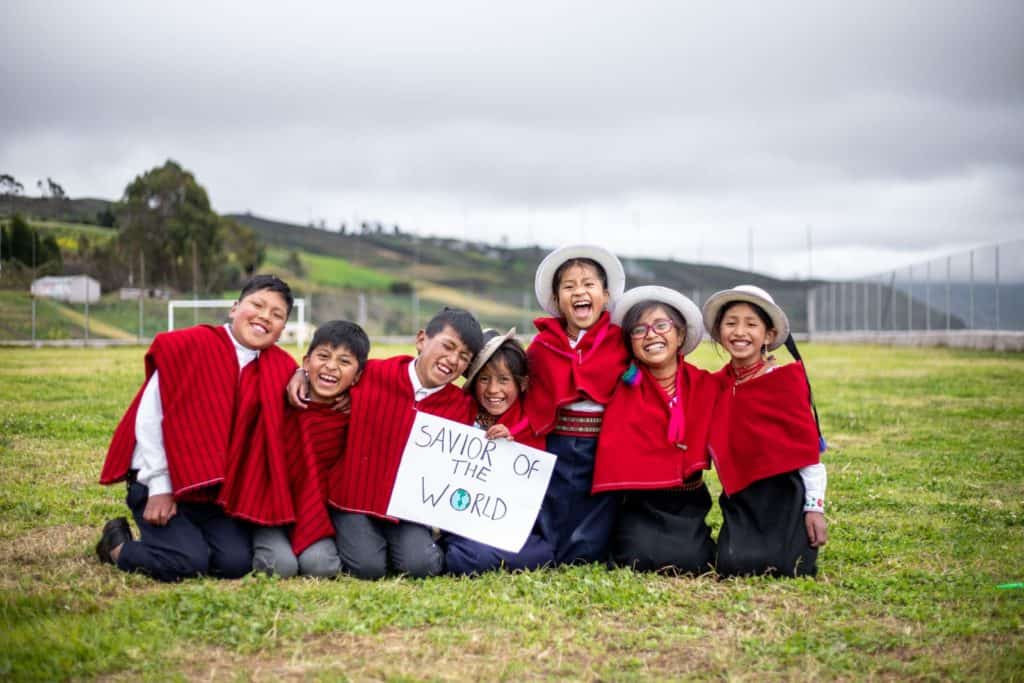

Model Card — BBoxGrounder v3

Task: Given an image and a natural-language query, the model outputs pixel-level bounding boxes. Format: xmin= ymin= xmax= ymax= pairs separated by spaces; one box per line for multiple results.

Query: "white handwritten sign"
xmin=386 ymin=411 xmax=556 ymax=553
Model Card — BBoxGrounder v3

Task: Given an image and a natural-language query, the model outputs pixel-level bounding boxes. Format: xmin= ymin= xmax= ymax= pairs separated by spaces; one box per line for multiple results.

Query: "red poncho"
xmin=592 ymin=361 xmax=722 ymax=493
xmin=524 ymin=312 xmax=630 ymax=436
xmin=327 ymin=356 xmax=477 ymax=519
xmin=100 ymin=326 xmax=296 ymax=518
xmin=281 ymin=404 xmax=349 ymax=555
xmin=708 ymin=362 xmax=821 ymax=496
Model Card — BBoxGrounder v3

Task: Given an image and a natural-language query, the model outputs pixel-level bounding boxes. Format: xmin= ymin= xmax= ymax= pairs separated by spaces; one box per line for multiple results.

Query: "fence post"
xmin=84 ymin=280 xmax=90 ymax=344
xmin=925 ymin=261 xmax=931 ymax=332
xmin=907 ymin=265 xmax=913 ymax=331
xmin=806 ymin=287 xmax=816 ymax=339
xmin=945 ymin=256 xmax=951 ymax=332
xmin=995 ymin=244 xmax=1000 ymax=331
xmin=863 ymin=280 xmax=869 ymax=331
xmin=969 ymin=249 xmax=975 ymax=329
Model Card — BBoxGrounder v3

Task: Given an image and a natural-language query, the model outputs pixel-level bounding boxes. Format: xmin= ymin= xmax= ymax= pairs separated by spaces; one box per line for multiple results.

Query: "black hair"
xmin=619 ymin=300 xmax=687 ymax=355
xmin=713 ymin=299 xmax=774 ymax=335
xmin=306 ymin=320 xmax=370 ymax=370
xmin=472 ymin=330 xmax=529 ymax=393
xmin=424 ymin=306 xmax=484 ymax=356
xmin=551 ymin=257 xmax=608 ymax=297
xmin=238 ymin=274 xmax=294 ymax=316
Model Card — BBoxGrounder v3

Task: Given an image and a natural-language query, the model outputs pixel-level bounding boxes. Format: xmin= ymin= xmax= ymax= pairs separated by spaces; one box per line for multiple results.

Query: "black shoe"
xmin=96 ymin=517 xmax=133 ymax=565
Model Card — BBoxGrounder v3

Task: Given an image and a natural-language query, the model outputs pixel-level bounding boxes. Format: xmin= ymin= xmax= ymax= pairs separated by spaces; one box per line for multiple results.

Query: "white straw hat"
xmin=611 ymin=286 xmax=703 ymax=357
xmin=533 ymin=245 xmax=626 ymax=317
xmin=701 ymin=284 xmax=790 ymax=351
xmin=464 ymin=327 xmax=518 ymax=386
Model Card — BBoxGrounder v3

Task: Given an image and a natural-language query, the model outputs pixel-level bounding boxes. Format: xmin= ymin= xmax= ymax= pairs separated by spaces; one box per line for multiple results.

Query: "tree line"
xmin=1 ymin=161 xmax=265 ymax=293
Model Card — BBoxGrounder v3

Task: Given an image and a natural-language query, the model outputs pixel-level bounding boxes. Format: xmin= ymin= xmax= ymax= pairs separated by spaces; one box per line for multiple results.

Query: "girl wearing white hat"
xmin=443 ymin=328 xmax=555 ymax=574
xmin=702 ymin=285 xmax=828 ymax=578
xmin=592 ymin=287 xmax=721 ymax=574
xmin=524 ymin=245 xmax=630 ymax=565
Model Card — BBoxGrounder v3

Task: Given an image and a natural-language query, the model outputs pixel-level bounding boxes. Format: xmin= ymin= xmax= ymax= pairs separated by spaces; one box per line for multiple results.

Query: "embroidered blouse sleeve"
xmin=799 ymin=462 xmax=827 ymax=513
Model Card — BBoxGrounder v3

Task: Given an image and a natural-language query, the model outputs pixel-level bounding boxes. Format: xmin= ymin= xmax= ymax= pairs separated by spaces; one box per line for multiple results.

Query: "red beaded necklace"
xmin=731 ymin=358 xmax=766 ymax=385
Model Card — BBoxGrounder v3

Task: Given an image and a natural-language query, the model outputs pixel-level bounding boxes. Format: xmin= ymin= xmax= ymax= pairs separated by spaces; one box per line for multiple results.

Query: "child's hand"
xmin=330 ymin=393 xmax=351 ymax=414
xmin=485 ymin=424 xmax=512 ymax=440
xmin=805 ymin=511 xmax=827 ymax=548
xmin=286 ymin=369 xmax=310 ymax=408
xmin=143 ymin=493 xmax=178 ymax=526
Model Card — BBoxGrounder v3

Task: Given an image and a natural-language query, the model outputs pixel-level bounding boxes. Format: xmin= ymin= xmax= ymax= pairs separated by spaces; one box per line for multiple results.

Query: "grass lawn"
xmin=0 ymin=342 xmax=1021 ymax=681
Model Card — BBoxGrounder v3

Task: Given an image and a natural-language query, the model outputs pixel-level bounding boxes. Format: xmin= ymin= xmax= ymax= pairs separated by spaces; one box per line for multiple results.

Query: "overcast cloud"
xmin=3 ymin=1 xmax=1022 ymax=278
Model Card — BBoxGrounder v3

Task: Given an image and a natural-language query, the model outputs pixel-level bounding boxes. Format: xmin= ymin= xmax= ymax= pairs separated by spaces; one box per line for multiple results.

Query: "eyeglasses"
xmin=628 ymin=318 xmax=676 ymax=339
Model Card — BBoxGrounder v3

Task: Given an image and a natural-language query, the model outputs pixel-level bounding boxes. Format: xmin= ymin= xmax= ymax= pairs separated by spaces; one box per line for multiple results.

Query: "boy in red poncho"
xmin=251 ymin=320 xmax=369 ymax=578
xmin=702 ymin=285 xmax=828 ymax=578
xmin=525 ymin=245 xmax=630 ymax=565
xmin=95 ymin=275 xmax=297 ymax=582
xmin=593 ymin=287 xmax=723 ymax=574
xmin=442 ymin=328 xmax=554 ymax=575
xmin=286 ymin=307 xmax=482 ymax=579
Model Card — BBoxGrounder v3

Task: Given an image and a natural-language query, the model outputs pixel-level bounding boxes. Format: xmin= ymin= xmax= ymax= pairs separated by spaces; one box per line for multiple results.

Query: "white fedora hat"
xmin=611 ymin=286 xmax=703 ymax=357
xmin=464 ymin=327 xmax=518 ymax=386
xmin=701 ymin=284 xmax=790 ymax=351
xmin=534 ymin=245 xmax=626 ymax=317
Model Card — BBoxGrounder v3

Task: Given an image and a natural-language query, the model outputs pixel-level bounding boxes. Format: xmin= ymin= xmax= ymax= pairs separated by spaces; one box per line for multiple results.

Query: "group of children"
xmin=96 ymin=245 xmax=828 ymax=582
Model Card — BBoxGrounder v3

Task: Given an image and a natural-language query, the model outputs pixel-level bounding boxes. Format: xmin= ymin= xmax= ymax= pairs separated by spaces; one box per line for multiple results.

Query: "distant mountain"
xmin=1 ymin=196 xmax=114 ymax=225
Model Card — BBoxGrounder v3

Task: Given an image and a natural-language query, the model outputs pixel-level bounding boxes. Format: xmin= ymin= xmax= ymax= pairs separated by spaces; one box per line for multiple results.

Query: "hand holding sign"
xmin=386 ymin=412 xmax=556 ymax=553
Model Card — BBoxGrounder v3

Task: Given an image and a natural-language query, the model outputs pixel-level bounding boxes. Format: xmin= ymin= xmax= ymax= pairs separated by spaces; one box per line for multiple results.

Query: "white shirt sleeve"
xmin=129 ymin=371 xmax=173 ymax=496
xmin=799 ymin=462 xmax=827 ymax=513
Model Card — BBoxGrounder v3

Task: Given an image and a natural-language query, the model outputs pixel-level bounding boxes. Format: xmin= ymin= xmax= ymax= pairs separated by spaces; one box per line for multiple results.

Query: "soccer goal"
xmin=167 ymin=298 xmax=309 ymax=351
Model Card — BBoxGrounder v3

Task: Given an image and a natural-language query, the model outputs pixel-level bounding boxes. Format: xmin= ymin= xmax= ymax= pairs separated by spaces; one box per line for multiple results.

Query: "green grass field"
xmin=0 ymin=343 xmax=1022 ymax=681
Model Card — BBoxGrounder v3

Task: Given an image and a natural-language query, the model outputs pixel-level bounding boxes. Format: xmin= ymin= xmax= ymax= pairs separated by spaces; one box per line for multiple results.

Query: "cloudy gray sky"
xmin=3 ymin=1 xmax=1022 ymax=279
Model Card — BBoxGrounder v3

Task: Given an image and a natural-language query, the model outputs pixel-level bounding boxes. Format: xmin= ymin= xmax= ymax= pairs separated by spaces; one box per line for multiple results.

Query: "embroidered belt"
xmin=552 ymin=408 xmax=603 ymax=437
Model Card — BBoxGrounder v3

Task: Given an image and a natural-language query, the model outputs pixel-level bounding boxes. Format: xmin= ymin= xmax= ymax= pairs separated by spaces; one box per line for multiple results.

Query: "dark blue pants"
xmin=537 ymin=434 xmax=617 ymax=565
xmin=117 ymin=481 xmax=252 ymax=582
xmin=443 ymin=531 xmax=554 ymax=576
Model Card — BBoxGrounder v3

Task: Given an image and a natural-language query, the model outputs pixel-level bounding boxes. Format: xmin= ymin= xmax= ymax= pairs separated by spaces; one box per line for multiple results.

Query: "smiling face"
xmin=414 ymin=324 xmax=474 ymax=388
xmin=555 ymin=262 xmax=610 ymax=337
xmin=717 ymin=302 xmax=777 ymax=367
xmin=628 ymin=304 xmax=684 ymax=373
xmin=228 ymin=288 xmax=289 ymax=351
xmin=302 ymin=343 xmax=362 ymax=402
xmin=473 ymin=356 xmax=521 ymax=417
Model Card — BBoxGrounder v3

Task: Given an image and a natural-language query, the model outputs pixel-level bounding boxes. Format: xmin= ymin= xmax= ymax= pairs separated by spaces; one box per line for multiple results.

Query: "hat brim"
xmin=464 ymin=327 xmax=518 ymax=387
xmin=534 ymin=245 xmax=626 ymax=317
xmin=612 ymin=286 xmax=704 ymax=357
xmin=701 ymin=288 xmax=790 ymax=351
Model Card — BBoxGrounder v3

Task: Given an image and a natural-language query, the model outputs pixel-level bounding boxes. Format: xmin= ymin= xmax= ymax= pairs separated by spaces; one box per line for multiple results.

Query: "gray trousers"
xmin=252 ymin=526 xmax=341 ymax=578
xmin=331 ymin=510 xmax=444 ymax=580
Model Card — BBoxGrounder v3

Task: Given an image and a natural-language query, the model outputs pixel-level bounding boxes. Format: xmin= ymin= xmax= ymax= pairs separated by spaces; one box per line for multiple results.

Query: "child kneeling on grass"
xmin=592 ymin=286 xmax=721 ymax=574
xmin=702 ymin=285 xmax=828 ymax=578
xmin=251 ymin=320 xmax=370 ymax=578
xmin=287 ymin=307 xmax=482 ymax=579
xmin=96 ymin=275 xmax=298 ymax=582
xmin=442 ymin=328 xmax=554 ymax=575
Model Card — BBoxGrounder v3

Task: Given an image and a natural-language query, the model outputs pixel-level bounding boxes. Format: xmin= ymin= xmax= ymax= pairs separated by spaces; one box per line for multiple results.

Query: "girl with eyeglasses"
xmin=592 ymin=286 xmax=722 ymax=574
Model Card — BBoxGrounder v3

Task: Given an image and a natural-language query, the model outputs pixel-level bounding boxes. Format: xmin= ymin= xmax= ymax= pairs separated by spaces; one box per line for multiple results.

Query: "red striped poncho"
xmin=327 ymin=356 xmax=476 ymax=519
xmin=281 ymin=404 xmax=349 ymax=555
xmin=100 ymin=325 xmax=297 ymax=517
xmin=708 ymin=362 xmax=821 ymax=496
xmin=523 ymin=312 xmax=630 ymax=436
xmin=592 ymin=361 xmax=722 ymax=493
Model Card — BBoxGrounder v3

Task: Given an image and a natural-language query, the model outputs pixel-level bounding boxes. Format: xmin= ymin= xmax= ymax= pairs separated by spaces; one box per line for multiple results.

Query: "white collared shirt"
xmin=129 ymin=324 xmax=259 ymax=495
xmin=408 ymin=358 xmax=446 ymax=403
xmin=564 ymin=328 xmax=603 ymax=413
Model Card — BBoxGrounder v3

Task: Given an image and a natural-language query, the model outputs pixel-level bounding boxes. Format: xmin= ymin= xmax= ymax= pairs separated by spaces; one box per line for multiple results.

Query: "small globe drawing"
xmin=450 ymin=488 xmax=471 ymax=511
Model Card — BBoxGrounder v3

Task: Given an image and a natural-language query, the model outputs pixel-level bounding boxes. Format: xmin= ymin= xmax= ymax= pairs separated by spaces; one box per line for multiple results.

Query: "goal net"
xmin=167 ymin=298 xmax=309 ymax=351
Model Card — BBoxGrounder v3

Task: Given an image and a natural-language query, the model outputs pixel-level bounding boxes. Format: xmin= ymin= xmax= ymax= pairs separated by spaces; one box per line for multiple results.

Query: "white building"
xmin=31 ymin=275 xmax=101 ymax=304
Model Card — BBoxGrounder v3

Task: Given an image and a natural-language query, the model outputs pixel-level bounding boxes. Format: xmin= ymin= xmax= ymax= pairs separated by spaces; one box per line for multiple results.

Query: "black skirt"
xmin=716 ymin=470 xmax=817 ymax=578
xmin=610 ymin=482 xmax=715 ymax=575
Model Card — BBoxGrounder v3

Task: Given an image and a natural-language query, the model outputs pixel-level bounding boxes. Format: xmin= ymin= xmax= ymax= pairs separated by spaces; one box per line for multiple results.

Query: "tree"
xmin=117 ymin=161 xmax=264 ymax=292
xmin=284 ymin=250 xmax=306 ymax=277
xmin=118 ymin=160 xmax=224 ymax=292
xmin=46 ymin=178 xmax=66 ymax=200
xmin=0 ymin=174 xmax=24 ymax=196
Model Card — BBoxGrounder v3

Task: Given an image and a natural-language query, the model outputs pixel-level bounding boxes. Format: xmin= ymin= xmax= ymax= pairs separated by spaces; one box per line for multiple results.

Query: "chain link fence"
xmin=807 ymin=240 xmax=1024 ymax=349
